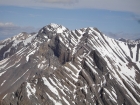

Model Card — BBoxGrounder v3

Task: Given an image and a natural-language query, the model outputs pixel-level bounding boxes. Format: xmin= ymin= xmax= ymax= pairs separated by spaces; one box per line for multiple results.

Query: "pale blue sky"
xmin=0 ymin=0 xmax=140 ymax=40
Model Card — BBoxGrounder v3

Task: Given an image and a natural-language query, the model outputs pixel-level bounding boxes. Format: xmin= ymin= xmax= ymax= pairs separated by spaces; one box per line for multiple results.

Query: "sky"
xmin=0 ymin=0 xmax=140 ymax=40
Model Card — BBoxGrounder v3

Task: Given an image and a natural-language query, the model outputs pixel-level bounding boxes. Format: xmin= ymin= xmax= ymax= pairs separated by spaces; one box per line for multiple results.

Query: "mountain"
xmin=135 ymin=38 xmax=140 ymax=42
xmin=119 ymin=38 xmax=140 ymax=44
xmin=0 ymin=23 xmax=140 ymax=105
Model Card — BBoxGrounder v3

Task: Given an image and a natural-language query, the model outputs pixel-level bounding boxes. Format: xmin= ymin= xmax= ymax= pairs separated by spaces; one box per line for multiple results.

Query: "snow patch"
xmin=26 ymin=82 xmax=36 ymax=99
xmin=16 ymin=64 xmax=21 ymax=68
xmin=42 ymin=77 xmax=60 ymax=99
xmin=23 ymin=33 xmax=37 ymax=46
xmin=46 ymin=93 xmax=62 ymax=105
xmin=104 ymin=88 xmax=117 ymax=103
xmin=2 ymin=94 xmax=8 ymax=99
xmin=1 ymin=80 xmax=6 ymax=86
xmin=26 ymin=50 xmax=36 ymax=62
xmin=62 ymin=97 xmax=70 ymax=105
xmin=69 ymin=62 xmax=80 ymax=77
xmin=44 ymin=36 xmax=48 ymax=39
xmin=0 ymin=71 xmax=6 ymax=76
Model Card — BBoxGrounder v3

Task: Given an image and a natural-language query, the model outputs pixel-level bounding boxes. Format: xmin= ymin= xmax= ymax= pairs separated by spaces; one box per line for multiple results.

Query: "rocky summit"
xmin=0 ymin=23 xmax=140 ymax=105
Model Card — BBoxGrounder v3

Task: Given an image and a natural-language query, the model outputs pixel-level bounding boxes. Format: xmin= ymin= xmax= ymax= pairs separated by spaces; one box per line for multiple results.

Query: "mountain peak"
xmin=49 ymin=23 xmax=60 ymax=28
xmin=40 ymin=23 xmax=68 ymax=34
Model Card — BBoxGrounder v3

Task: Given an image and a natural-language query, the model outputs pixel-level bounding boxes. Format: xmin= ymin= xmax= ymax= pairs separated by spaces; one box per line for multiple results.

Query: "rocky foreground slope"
xmin=0 ymin=23 xmax=140 ymax=105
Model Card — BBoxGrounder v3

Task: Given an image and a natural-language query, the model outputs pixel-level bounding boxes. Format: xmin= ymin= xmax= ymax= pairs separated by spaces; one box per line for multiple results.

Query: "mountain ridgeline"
xmin=0 ymin=23 xmax=140 ymax=105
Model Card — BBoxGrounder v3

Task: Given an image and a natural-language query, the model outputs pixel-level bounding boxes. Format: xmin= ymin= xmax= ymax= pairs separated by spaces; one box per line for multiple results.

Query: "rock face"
xmin=0 ymin=23 xmax=140 ymax=105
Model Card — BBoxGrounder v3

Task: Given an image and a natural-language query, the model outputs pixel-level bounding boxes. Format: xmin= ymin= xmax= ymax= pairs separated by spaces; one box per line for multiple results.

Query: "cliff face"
xmin=0 ymin=23 xmax=140 ymax=105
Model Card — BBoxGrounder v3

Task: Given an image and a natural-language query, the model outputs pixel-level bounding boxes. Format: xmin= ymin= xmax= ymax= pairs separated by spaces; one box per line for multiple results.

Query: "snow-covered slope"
xmin=0 ymin=23 xmax=140 ymax=105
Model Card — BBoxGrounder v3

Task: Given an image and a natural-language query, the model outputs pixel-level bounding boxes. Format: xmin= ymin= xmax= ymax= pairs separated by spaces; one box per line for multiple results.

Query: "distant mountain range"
xmin=0 ymin=23 xmax=140 ymax=105
xmin=119 ymin=38 xmax=140 ymax=44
